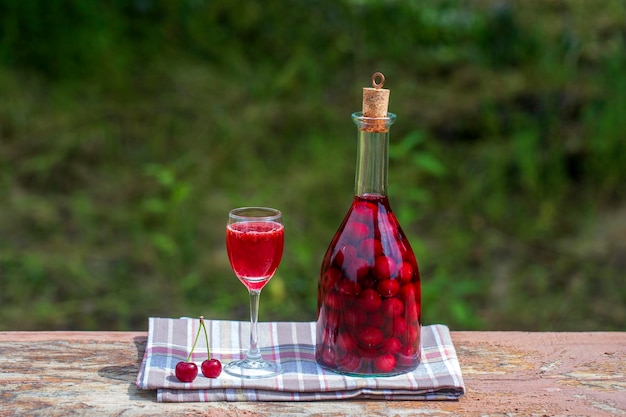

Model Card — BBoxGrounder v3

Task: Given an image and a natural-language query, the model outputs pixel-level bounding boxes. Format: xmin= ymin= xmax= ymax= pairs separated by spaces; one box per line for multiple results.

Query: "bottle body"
xmin=315 ymin=113 xmax=421 ymax=376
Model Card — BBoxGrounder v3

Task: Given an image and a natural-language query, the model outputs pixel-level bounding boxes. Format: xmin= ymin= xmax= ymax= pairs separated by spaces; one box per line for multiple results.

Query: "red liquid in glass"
xmin=316 ymin=194 xmax=421 ymax=375
xmin=226 ymin=221 xmax=284 ymax=291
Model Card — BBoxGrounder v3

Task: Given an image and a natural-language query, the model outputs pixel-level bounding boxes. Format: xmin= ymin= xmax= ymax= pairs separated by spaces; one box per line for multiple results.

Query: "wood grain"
xmin=0 ymin=331 xmax=624 ymax=416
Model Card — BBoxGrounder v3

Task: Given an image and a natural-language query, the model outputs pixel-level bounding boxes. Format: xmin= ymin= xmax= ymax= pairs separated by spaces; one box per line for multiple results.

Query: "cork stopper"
xmin=362 ymin=72 xmax=389 ymax=117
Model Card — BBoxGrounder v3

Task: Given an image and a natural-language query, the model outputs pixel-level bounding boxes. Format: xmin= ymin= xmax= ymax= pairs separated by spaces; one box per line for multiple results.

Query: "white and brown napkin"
xmin=136 ymin=318 xmax=465 ymax=402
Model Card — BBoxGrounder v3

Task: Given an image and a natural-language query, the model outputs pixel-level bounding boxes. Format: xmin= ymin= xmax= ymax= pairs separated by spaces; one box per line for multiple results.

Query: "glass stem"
xmin=245 ymin=289 xmax=262 ymax=361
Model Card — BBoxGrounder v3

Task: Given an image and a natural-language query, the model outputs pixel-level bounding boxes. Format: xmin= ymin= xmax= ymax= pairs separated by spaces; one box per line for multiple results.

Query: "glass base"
xmin=224 ymin=358 xmax=283 ymax=379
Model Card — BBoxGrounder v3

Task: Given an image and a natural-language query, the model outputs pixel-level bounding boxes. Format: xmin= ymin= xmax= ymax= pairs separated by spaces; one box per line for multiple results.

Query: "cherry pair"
xmin=175 ymin=316 xmax=222 ymax=382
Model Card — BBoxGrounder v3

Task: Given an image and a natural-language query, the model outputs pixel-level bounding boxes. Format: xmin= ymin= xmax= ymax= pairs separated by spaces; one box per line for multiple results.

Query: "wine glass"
xmin=224 ymin=207 xmax=284 ymax=378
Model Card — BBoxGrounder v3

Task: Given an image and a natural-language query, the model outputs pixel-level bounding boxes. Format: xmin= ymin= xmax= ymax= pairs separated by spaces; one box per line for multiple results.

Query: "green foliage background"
xmin=1 ymin=0 xmax=625 ymax=331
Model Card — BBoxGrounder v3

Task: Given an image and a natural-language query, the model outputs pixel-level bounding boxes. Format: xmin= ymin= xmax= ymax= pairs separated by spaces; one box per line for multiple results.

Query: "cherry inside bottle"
xmin=316 ymin=194 xmax=421 ymax=376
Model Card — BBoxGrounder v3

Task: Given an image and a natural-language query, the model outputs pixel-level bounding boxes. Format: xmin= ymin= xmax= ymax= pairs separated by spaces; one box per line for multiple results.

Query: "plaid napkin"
xmin=136 ymin=318 xmax=465 ymax=402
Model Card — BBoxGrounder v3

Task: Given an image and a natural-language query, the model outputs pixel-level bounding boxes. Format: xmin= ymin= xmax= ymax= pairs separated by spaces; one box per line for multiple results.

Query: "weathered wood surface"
xmin=0 ymin=331 xmax=624 ymax=416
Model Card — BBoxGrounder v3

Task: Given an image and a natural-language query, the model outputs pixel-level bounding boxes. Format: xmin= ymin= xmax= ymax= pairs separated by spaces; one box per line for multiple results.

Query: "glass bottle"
xmin=316 ymin=76 xmax=421 ymax=376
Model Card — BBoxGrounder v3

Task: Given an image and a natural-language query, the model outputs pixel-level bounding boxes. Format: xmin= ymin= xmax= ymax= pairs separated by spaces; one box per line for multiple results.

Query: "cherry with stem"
xmin=200 ymin=318 xmax=222 ymax=378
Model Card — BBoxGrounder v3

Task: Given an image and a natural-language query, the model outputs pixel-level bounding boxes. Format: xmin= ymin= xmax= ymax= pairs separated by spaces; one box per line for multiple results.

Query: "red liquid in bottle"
xmin=316 ymin=194 xmax=421 ymax=375
xmin=226 ymin=221 xmax=284 ymax=291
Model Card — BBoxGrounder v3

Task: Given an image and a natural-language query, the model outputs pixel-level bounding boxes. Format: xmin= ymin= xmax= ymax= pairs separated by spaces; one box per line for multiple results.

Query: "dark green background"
xmin=1 ymin=0 xmax=624 ymax=331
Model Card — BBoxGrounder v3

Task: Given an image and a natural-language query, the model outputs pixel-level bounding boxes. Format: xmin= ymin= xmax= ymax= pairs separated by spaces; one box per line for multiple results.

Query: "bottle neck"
xmin=352 ymin=112 xmax=396 ymax=197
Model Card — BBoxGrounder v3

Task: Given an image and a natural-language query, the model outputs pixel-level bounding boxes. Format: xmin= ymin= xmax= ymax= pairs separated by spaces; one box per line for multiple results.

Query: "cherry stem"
xmin=185 ymin=316 xmax=204 ymax=362
xmin=201 ymin=318 xmax=211 ymax=360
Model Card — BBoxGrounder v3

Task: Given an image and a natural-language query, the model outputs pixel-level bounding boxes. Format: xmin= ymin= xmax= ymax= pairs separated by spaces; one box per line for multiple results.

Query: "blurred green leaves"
xmin=1 ymin=0 xmax=625 ymax=331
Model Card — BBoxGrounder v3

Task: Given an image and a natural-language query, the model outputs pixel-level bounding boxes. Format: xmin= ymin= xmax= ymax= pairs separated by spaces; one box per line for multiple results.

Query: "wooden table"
xmin=1 ymin=331 xmax=624 ymax=416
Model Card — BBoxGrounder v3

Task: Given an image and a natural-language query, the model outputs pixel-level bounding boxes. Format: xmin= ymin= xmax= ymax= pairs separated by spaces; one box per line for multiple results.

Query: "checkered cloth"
xmin=136 ymin=318 xmax=465 ymax=402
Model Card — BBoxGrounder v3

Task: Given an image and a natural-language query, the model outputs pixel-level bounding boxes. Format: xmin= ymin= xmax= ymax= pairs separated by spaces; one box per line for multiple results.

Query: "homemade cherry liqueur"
xmin=316 ymin=73 xmax=421 ymax=376
xmin=226 ymin=221 xmax=284 ymax=292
